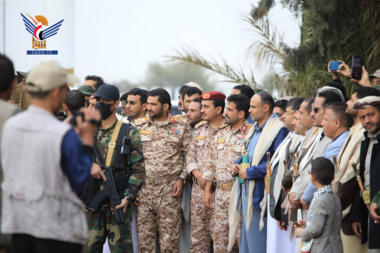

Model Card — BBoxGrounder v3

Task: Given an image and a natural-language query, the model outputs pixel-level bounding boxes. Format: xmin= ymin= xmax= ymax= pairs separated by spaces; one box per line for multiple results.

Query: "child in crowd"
xmin=295 ymin=157 xmax=343 ymax=253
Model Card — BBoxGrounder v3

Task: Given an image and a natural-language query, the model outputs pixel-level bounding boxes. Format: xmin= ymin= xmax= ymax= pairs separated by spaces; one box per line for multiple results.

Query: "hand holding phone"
xmin=350 ymin=55 xmax=364 ymax=80
xmin=329 ymin=61 xmax=341 ymax=71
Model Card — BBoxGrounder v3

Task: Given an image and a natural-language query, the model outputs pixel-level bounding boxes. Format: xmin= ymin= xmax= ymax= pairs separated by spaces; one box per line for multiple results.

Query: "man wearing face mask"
xmin=83 ymin=84 xmax=146 ymax=253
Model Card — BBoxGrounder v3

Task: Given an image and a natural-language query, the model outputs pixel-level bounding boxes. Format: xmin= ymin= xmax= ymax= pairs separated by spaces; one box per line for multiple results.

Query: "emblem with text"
xmin=20 ymin=13 xmax=64 ymax=55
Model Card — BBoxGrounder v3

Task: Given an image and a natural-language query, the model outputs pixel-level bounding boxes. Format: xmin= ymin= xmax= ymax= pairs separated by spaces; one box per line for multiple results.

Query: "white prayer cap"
xmin=353 ymin=96 xmax=380 ymax=110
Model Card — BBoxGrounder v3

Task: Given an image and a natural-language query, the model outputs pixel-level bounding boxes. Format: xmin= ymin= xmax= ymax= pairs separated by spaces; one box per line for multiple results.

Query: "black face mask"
xmin=95 ymin=103 xmax=113 ymax=120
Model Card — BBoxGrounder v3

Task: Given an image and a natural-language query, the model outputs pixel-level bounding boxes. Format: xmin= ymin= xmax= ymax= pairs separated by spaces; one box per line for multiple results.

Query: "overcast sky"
xmin=2 ymin=0 xmax=300 ymax=94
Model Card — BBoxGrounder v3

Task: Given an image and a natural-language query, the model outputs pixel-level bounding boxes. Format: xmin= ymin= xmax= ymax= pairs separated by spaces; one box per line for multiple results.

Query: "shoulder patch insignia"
xmin=218 ymin=123 xmax=228 ymax=130
xmin=197 ymin=135 xmax=205 ymax=141
xmin=195 ymin=120 xmax=207 ymax=129
xmin=135 ymin=116 xmax=149 ymax=125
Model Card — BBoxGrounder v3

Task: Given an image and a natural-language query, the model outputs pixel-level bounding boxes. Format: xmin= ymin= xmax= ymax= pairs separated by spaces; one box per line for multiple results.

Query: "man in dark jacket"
xmin=351 ymin=95 xmax=380 ymax=251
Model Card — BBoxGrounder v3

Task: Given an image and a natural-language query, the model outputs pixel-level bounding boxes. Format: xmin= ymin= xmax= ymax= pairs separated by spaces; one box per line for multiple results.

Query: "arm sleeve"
xmin=179 ymin=123 xmax=193 ymax=179
xmin=235 ymin=157 xmax=242 ymax=165
xmin=302 ymin=183 xmax=316 ymax=203
xmin=123 ymin=128 xmax=146 ymax=200
xmin=203 ymin=139 xmax=217 ymax=182
xmin=300 ymin=200 xmax=327 ymax=241
xmin=186 ymin=134 xmax=199 ymax=174
xmin=61 ymin=129 xmax=92 ymax=193
xmin=333 ymin=78 xmax=342 ymax=84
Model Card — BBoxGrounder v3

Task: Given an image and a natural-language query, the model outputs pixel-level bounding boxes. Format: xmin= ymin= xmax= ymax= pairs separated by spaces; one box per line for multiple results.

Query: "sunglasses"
xmin=312 ymin=107 xmax=320 ymax=113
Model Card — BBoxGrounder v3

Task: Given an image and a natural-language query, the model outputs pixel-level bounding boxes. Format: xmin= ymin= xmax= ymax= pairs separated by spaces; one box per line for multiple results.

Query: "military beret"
xmin=200 ymin=91 xmax=226 ymax=101
xmin=77 ymin=85 xmax=96 ymax=96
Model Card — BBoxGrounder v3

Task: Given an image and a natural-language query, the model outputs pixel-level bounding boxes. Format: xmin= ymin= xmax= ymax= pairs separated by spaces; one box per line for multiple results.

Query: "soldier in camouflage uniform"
xmin=84 ymin=85 xmax=146 ymax=253
xmin=203 ymin=94 xmax=252 ymax=253
xmin=134 ymin=88 xmax=192 ymax=253
xmin=186 ymin=91 xmax=226 ymax=253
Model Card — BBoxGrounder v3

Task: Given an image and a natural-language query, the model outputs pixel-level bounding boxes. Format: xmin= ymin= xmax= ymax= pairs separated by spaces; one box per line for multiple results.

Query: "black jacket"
xmin=351 ymin=131 xmax=380 ymax=249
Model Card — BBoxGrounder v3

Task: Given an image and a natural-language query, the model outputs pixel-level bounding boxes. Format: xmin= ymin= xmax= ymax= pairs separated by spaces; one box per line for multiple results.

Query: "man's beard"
xmin=149 ymin=108 xmax=164 ymax=119
xmin=366 ymin=122 xmax=380 ymax=134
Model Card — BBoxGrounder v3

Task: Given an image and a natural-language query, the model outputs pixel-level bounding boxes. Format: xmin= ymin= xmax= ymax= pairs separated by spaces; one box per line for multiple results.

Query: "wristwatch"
xmin=177 ymin=177 xmax=186 ymax=184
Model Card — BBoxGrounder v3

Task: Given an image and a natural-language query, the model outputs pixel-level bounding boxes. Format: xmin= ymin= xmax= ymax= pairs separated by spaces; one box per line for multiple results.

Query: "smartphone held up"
xmin=350 ymin=55 xmax=364 ymax=81
xmin=329 ymin=61 xmax=341 ymax=71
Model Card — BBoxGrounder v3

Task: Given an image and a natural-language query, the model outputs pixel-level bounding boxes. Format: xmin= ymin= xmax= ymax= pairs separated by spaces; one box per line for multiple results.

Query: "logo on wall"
xmin=20 ymin=13 xmax=64 ymax=55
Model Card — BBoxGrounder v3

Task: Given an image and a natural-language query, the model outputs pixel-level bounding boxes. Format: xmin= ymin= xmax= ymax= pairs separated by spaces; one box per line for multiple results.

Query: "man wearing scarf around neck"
xmin=229 ymin=91 xmax=288 ymax=253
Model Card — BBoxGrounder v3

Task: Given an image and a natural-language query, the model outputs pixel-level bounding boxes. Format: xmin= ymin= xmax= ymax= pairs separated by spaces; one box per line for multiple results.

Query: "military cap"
xmin=200 ymin=91 xmax=226 ymax=101
xmin=77 ymin=85 xmax=95 ymax=96
xmin=94 ymin=84 xmax=120 ymax=101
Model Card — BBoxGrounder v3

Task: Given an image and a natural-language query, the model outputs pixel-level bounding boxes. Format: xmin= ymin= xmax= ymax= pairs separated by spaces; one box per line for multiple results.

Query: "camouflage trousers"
xmin=190 ymin=183 xmax=214 ymax=253
xmin=212 ymin=188 xmax=239 ymax=253
xmin=137 ymin=181 xmax=182 ymax=253
xmin=84 ymin=206 xmax=133 ymax=253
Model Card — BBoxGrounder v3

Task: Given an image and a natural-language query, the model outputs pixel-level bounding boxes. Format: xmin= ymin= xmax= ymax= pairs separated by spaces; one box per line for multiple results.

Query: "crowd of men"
xmin=0 ymin=54 xmax=380 ymax=253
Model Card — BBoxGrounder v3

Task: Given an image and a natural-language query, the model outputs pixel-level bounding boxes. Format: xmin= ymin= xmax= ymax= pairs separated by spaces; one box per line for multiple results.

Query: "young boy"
xmin=295 ymin=157 xmax=343 ymax=253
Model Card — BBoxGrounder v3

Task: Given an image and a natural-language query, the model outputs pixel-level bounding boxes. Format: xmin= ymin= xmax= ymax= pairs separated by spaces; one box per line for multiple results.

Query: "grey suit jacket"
xmin=301 ymin=193 xmax=343 ymax=253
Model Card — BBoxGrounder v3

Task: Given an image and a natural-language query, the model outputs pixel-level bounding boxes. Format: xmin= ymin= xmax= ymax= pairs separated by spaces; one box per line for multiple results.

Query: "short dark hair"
xmin=179 ymin=85 xmax=187 ymax=97
xmin=310 ymin=157 xmax=335 ymax=185
xmin=233 ymin=85 xmax=255 ymax=100
xmin=353 ymin=86 xmax=380 ymax=99
xmin=287 ymin=97 xmax=305 ymax=112
xmin=128 ymin=88 xmax=148 ymax=104
xmin=85 ymin=75 xmax=104 ymax=90
xmin=192 ymin=96 xmax=202 ymax=110
xmin=182 ymin=86 xmax=202 ymax=98
xmin=148 ymin=88 xmax=171 ymax=110
xmin=212 ymin=100 xmax=225 ymax=114
xmin=120 ymin=92 xmax=129 ymax=102
xmin=318 ymin=89 xmax=343 ymax=108
xmin=324 ymin=81 xmax=348 ymax=101
xmin=0 ymin=55 xmax=15 ymax=92
xmin=227 ymin=94 xmax=250 ymax=119
xmin=305 ymin=97 xmax=315 ymax=115
xmin=257 ymin=91 xmax=274 ymax=112
xmin=65 ymin=90 xmax=85 ymax=113
xmin=325 ymin=102 xmax=354 ymax=129
xmin=274 ymin=99 xmax=288 ymax=112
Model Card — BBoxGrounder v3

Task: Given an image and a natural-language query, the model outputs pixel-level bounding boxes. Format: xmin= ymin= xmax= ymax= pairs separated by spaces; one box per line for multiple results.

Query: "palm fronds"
xmin=165 ymin=47 xmax=259 ymax=88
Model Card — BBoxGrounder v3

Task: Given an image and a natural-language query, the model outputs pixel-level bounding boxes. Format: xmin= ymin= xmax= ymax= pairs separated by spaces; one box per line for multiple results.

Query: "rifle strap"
xmin=106 ymin=120 xmax=123 ymax=167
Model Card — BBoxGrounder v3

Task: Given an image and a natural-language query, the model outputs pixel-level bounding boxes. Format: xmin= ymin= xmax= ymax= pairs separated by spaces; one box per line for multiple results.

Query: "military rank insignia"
xmin=168 ymin=128 xmax=180 ymax=135
xmin=234 ymin=136 xmax=246 ymax=146
xmin=242 ymin=124 xmax=248 ymax=133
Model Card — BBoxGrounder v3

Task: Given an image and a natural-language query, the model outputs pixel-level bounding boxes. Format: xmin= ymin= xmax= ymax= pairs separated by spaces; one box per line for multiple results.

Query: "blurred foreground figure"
xmin=1 ymin=61 xmax=100 ymax=253
xmin=0 ymin=55 xmax=21 ymax=253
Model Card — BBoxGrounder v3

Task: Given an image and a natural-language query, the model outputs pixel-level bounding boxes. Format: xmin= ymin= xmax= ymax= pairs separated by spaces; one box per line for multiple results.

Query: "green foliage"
xmin=169 ymin=0 xmax=380 ymax=98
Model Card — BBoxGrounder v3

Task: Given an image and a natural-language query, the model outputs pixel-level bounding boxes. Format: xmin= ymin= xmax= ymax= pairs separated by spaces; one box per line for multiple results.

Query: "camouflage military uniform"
xmin=135 ymin=115 xmax=192 ymax=253
xmin=84 ymin=119 xmax=146 ymax=253
xmin=203 ymin=121 xmax=251 ymax=253
xmin=186 ymin=120 xmax=225 ymax=253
